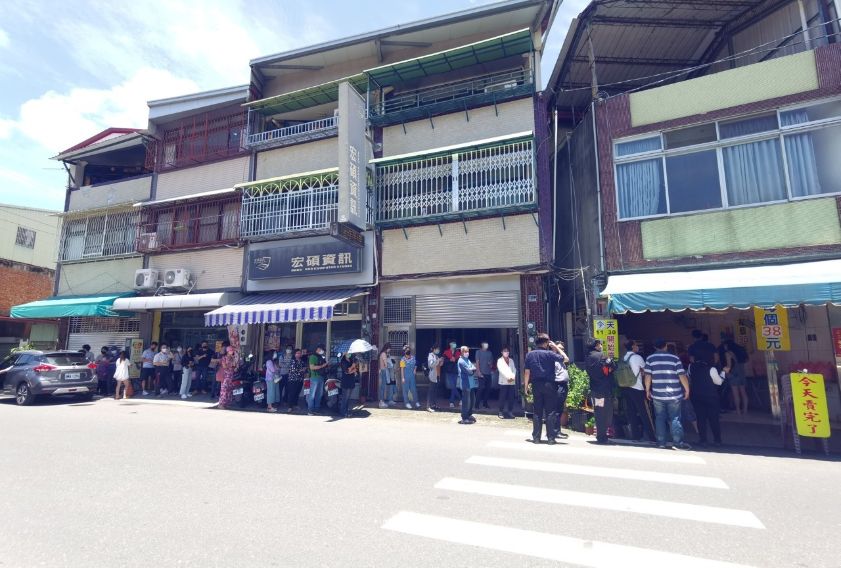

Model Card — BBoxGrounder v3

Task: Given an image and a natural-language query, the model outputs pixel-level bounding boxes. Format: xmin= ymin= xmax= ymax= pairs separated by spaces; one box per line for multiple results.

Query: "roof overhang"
xmin=148 ymin=85 xmax=249 ymax=123
xmin=244 ymin=75 xmax=367 ymax=116
xmin=54 ymin=131 xmax=146 ymax=163
xmin=113 ymin=292 xmax=241 ymax=312
xmin=133 ymin=187 xmax=238 ymax=208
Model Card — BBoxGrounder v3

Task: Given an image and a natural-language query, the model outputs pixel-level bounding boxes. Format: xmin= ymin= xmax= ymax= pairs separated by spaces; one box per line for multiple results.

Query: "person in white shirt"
xmin=153 ymin=345 xmax=173 ymax=396
xmin=113 ymin=351 xmax=132 ymax=400
xmin=623 ymin=340 xmax=655 ymax=442
xmin=496 ymin=347 xmax=517 ymax=419
xmin=426 ymin=345 xmax=443 ymax=412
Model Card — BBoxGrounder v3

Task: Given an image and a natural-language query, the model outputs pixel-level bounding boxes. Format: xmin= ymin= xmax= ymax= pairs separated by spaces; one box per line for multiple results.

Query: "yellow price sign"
xmin=790 ymin=373 xmax=831 ymax=438
xmin=753 ymin=306 xmax=790 ymax=351
xmin=593 ymin=318 xmax=619 ymax=358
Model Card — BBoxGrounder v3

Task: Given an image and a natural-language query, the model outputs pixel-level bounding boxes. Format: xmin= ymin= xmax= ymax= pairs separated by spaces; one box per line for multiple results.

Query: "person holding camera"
xmin=585 ymin=339 xmax=617 ymax=445
xmin=523 ymin=334 xmax=565 ymax=444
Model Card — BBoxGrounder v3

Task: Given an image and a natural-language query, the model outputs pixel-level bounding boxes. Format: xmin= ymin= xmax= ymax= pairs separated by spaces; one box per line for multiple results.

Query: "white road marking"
xmin=487 ymin=440 xmax=706 ymax=464
xmin=434 ymin=478 xmax=763 ymax=528
xmin=466 ymin=456 xmax=729 ymax=489
xmin=382 ymin=511 xmax=757 ymax=568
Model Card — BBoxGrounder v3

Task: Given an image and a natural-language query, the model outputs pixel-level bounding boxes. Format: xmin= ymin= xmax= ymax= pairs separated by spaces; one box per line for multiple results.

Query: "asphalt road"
xmin=1 ymin=396 xmax=839 ymax=568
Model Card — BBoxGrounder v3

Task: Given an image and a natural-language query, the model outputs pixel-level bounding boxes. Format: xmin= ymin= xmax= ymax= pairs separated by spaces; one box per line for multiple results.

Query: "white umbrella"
xmin=346 ymin=339 xmax=377 ymax=354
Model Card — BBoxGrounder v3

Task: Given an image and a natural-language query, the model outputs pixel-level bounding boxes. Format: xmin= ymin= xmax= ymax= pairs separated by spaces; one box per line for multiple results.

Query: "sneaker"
xmin=378 ymin=401 xmax=388 ymax=409
xmin=405 ymin=403 xmax=413 ymax=410
xmin=449 ymin=402 xmax=455 ymax=408
xmin=307 ymin=411 xmax=315 ymax=416
xmin=458 ymin=419 xmax=469 ymax=424
xmin=180 ymin=395 xmax=187 ymax=399
xmin=547 ymin=438 xmax=557 ymax=445
xmin=467 ymin=416 xmax=477 ymax=424
xmin=187 ymin=394 xmax=193 ymax=398
xmin=387 ymin=401 xmax=396 ymax=407
xmin=142 ymin=390 xmax=149 ymax=396
xmin=674 ymin=442 xmax=693 ymax=451
xmin=657 ymin=444 xmax=669 ymax=449
xmin=498 ymin=413 xmax=505 ymax=419
xmin=415 ymin=402 xmax=421 ymax=408
xmin=427 ymin=407 xmax=436 ymax=413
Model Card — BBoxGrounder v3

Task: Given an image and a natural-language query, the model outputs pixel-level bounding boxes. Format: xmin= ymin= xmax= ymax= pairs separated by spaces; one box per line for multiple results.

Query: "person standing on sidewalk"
xmin=549 ymin=339 xmax=571 ymax=439
xmin=426 ymin=345 xmax=442 ymax=412
xmin=307 ymin=344 xmax=328 ymax=415
xmin=217 ymin=345 xmax=238 ymax=410
xmin=688 ymin=359 xmax=724 ymax=447
xmin=457 ymin=346 xmax=477 ymax=424
xmin=621 ymin=340 xmax=656 ymax=442
xmin=378 ymin=344 xmax=396 ymax=408
xmin=645 ymin=338 xmax=692 ymax=450
xmin=153 ymin=344 xmax=173 ymax=397
xmin=140 ymin=342 xmax=157 ymax=396
xmin=264 ymin=351 xmax=280 ymax=412
xmin=95 ymin=347 xmax=112 ymax=397
xmin=442 ymin=341 xmax=461 ymax=409
xmin=339 ymin=352 xmax=359 ymax=418
xmin=585 ymin=340 xmax=616 ymax=445
xmin=286 ymin=349 xmax=307 ymax=413
xmin=523 ymin=335 xmax=563 ymax=444
xmin=400 ymin=348 xmax=420 ymax=409
xmin=114 ymin=351 xmax=131 ymax=400
xmin=178 ymin=347 xmax=194 ymax=399
xmin=194 ymin=341 xmax=212 ymax=395
xmin=277 ymin=345 xmax=293 ymax=409
xmin=475 ymin=342 xmax=494 ymax=410
xmin=496 ymin=347 xmax=517 ymax=419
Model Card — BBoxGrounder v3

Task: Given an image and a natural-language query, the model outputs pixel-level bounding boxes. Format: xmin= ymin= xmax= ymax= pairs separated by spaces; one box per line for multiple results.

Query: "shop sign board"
xmin=338 ymin=81 xmax=367 ymax=230
xmin=249 ymin=242 xmax=361 ymax=279
xmin=330 ymin=221 xmax=365 ymax=248
xmin=129 ymin=338 xmax=144 ymax=378
xmin=790 ymin=373 xmax=831 ymax=438
xmin=753 ymin=305 xmax=790 ymax=351
xmin=593 ymin=318 xmax=619 ymax=358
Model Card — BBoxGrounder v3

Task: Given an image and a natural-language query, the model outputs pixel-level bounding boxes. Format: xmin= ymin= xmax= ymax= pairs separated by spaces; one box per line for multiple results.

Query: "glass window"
xmin=330 ymin=320 xmax=361 ymax=359
xmin=719 ymin=113 xmax=778 ymax=139
xmin=615 ymin=136 xmax=661 ymax=157
xmin=665 ymin=151 xmax=722 ymax=213
xmin=616 ymin=159 xmax=666 ymax=219
xmin=780 ymin=99 xmax=841 ymax=126
xmin=15 ymin=227 xmax=36 ymax=249
xmin=722 ymin=139 xmax=787 ymax=206
xmin=263 ymin=323 xmax=296 ymax=353
xmin=784 ymin=124 xmax=841 ymax=197
xmin=664 ymin=124 xmax=717 ymax=149
xmin=301 ymin=322 xmax=327 ymax=353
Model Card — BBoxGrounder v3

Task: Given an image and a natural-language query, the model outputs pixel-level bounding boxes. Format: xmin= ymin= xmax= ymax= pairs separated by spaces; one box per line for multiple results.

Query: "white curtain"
xmin=781 ymin=109 xmax=822 ymax=197
xmin=616 ymin=158 xmax=664 ymax=218
xmin=723 ymin=139 xmax=787 ymax=205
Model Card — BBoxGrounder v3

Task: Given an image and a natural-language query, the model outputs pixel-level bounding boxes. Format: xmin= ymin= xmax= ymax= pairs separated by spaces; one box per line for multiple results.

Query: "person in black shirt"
xmin=585 ymin=340 xmax=616 ymax=445
xmin=339 ymin=352 xmax=359 ymax=418
xmin=523 ymin=335 xmax=566 ymax=444
xmin=688 ymin=330 xmax=717 ymax=365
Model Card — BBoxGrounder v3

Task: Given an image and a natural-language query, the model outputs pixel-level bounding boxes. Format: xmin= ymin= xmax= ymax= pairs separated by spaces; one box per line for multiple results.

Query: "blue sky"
xmin=0 ymin=0 xmax=587 ymax=211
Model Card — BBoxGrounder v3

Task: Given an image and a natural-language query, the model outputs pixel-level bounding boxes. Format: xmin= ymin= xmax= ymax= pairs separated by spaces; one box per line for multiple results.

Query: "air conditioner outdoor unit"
xmin=138 ymin=232 xmax=159 ymax=251
xmin=162 ymin=268 xmax=192 ymax=289
xmin=134 ymin=269 xmax=160 ymax=291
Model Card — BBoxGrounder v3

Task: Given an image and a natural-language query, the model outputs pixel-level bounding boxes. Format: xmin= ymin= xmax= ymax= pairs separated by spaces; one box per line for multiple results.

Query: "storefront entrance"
xmin=159 ymin=311 xmax=228 ymax=351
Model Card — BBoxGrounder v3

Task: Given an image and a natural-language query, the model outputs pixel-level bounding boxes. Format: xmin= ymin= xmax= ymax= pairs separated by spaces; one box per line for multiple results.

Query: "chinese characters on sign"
xmin=753 ymin=306 xmax=790 ymax=351
xmin=338 ymin=81 xmax=368 ymax=229
xmin=790 ymin=373 xmax=831 ymax=438
xmin=593 ymin=318 xmax=619 ymax=358
xmin=249 ymin=243 xmax=360 ymax=280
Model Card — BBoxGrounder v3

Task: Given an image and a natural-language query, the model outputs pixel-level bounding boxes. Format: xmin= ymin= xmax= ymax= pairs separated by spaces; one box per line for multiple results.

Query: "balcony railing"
xmin=245 ymin=116 xmax=338 ymax=150
xmin=369 ymin=68 xmax=533 ymax=125
xmin=137 ymin=203 xmax=241 ymax=252
xmin=59 ymin=210 xmax=140 ymax=262
xmin=240 ymin=171 xmax=340 ymax=239
xmin=376 ymin=138 xmax=535 ymax=224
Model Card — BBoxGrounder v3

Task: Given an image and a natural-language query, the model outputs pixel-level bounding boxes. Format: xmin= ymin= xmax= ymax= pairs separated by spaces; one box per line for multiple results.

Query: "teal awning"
xmin=602 ymin=259 xmax=841 ymax=313
xmin=11 ymin=293 xmax=134 ymax=319
xmin=365 ymin=28 xmax=533 ymax=87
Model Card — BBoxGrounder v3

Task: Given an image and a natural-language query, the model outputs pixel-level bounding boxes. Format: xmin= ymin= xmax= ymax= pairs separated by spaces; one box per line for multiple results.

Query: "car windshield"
xmin=43 ymin=354 xmax=88 ymax=366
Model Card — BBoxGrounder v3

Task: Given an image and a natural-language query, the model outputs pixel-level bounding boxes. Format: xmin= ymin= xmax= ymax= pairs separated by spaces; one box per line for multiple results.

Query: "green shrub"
xmin=566 ymin=364 xmax=589 ymax=410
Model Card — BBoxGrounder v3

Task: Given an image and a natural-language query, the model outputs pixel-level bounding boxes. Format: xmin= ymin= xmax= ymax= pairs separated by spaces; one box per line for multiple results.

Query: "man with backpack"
xmin=616 ymin=340 xmax=655 ymax=443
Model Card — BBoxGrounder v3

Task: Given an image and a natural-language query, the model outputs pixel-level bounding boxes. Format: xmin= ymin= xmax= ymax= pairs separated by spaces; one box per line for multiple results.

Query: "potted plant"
xmin=521 ymin=384 xmax=534 ymax=418
xmin=584 ymin=416 xmax=596 ymax=436
xmin=565 ymin=364 xmax=590 ymax=432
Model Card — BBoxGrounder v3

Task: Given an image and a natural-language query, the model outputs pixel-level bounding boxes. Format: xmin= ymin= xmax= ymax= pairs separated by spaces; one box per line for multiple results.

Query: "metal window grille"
xmin=240 ymin=171 xmax=339 ymax=238
xmin=146 ymin=108 xmax=248 ymax=171
xmin=59 ymin=210 xmax=139 ymax=262
xmin=246 ymin=116 xmax=338 ymax=149
xmin=387 ymin=330 xmax=409 ymax=355
xmin=137 ymin=198 xmax=241 ymax=252
xmin=376 ymin=138 xmax=534 ymax=222
xmin=15 ymin=227 xmax=36 ymax=249
xmin=69 ymin=317 xmax=140 ymax=334
xmin=383 ymin=297 xmax=413 ymax=324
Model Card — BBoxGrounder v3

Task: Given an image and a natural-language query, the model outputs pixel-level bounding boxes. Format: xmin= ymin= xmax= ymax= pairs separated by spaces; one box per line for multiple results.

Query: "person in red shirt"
xmin=442 ymin=340 xmax=461 ymax=408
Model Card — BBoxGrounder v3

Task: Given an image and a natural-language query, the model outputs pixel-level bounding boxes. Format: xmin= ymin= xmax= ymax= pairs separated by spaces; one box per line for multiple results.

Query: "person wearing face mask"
xmin=180 ymin=347 xmax=194 ymax=399
xmin=286 ymin=349 xmax=307 ymax=413
xmin=216 ymin=345 xmax=239 ymax=410
xmin=400 ymin=347 xmax=420 ymax=410
xmin=307 ymin=344 xmax=329 ymax=415
xmin=277 ymin=344 xmax=294 ymax=409
xmin=153 ymin=344 xmax=174 ymax=397
xmin=475 ymin=341 xmax=494 ymax=410
xmin=442 ymin=340 xmax=461 ymax=409
xmin=426 ymin=345 xmax=443 ymax=412
xmin=497 ymin=347 xmax=517 ymax=419
xmin=457 ymin=346 xmax=478 ymax=424
xmin=264 ymin=350 xmax=280 ymax=412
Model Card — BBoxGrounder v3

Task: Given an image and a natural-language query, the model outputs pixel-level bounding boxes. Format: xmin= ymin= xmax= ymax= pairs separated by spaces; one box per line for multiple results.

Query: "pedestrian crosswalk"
xmin=382 ymin=429 xmax=766 ymax=567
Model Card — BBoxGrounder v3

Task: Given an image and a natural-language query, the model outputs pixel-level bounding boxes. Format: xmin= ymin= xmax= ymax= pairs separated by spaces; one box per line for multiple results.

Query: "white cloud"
xmin=0 ymin=117 xmax=14 ymax=139
xmin=0 ymin=28 xmax=9 ymax=49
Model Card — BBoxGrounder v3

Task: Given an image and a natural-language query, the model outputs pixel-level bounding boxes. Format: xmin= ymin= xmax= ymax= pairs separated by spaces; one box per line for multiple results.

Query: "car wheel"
xmin=15 ymin=382 xmax=35 ymax=406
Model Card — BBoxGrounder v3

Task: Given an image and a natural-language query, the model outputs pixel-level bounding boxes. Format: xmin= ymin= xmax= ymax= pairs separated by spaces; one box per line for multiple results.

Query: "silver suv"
xmin=0 ymin=351 xmax=97 ymax=406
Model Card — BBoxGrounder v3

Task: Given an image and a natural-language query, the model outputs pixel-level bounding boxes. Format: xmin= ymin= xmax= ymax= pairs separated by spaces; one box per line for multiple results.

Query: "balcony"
xmin=59 ymin=209 xmax=140 ymax=262
xmin=374 ymin=136 xmax=535 ymax=225
xmin=239 ymin=170 xmax=339 ymax=240
xmin=137 ymin=198 xmax=241 ymax=253
xmin=246 ymin=116 xmax=338 ymax=150
xmin=369 ymin=67 xmax=534 ymax=126
xmin=68 ymin=174 xmax=153 ymax=211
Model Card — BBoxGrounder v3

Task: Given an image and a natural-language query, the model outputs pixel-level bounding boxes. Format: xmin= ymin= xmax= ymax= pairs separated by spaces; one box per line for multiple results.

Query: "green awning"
xmin=365 ymin=28 xmax=533 ymax=87
xmin=245 ymin=74 xmax=368 ymax=116
xmin=11 ymin=293 xmax=134 ymax=319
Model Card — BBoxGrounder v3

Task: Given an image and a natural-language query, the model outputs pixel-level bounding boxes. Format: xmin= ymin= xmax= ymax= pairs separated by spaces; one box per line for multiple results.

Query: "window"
xmin=59 ymin=211 xmax=139 ymax=261
xmin=139 ymin=199 xmax=240 ymax=251
xmin=613 ymin=98 xmax=841 ymax=220
xmin=15 ymin=227 xmax=36 ymax=249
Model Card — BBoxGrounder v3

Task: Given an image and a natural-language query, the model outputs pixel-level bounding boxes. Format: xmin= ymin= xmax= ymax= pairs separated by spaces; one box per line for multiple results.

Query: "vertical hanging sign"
xmin=338 ymin=81 xmax=368 ymax=230
xmin=753 ymin=305 xmax=790 ymax=351
xmin=790 ymin=373 xmax=831 ymax=438
xmin=593 ymin=318 xmax=619 ymax=358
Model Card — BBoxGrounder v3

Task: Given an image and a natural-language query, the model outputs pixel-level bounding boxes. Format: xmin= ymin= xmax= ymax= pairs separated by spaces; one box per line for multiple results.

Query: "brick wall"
xmin=0 ymin=261 xmax=54 ymax=315
xmin=598 ymin=44 xmax=841 ymax=272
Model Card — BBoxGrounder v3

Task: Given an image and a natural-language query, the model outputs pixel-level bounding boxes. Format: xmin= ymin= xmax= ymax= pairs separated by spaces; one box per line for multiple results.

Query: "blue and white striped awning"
xmin=204 ymin=288 xmax=362 ymax=327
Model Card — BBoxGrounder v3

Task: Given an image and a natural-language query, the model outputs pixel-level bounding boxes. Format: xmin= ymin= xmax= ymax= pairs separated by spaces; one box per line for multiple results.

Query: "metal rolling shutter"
xmin=415 ymin=291 xmax=520 ymax=329
xmin=67 ymin=317 xmax=141 ymax=351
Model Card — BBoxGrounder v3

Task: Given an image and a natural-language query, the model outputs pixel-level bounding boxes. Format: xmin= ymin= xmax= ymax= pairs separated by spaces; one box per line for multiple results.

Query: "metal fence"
xmin=240 ymin=172 xmax=340 ymax=238
xmin=59 ymin=210 xmax=140 ymax=262
xmin=246 ymin=116 xmax=338 ymax=149
xmin=375 ymin=138 xmax=534 ymax=223
xmin=137 ymin=200 xmax=241 ymax=252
